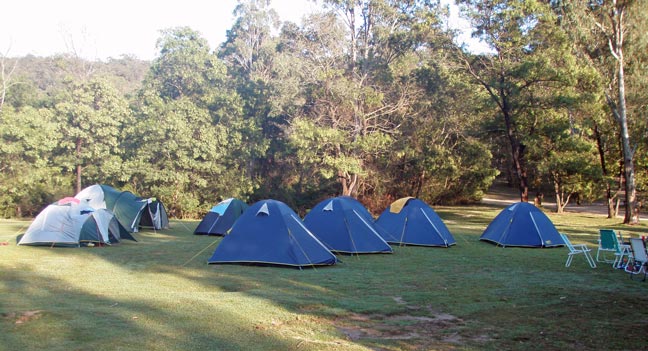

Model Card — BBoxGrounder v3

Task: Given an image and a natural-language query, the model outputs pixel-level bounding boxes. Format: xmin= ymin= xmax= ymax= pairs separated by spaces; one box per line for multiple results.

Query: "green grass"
xmin=1 ymin=205 xmax=648 ymax=350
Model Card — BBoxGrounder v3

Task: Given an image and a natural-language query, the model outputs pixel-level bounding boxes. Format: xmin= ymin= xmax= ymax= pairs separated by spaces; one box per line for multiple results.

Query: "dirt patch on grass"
xmin=333 ymin=307 xmax=492 ymax=349
xmin=1 ymin=310 xmax=44 ymax=325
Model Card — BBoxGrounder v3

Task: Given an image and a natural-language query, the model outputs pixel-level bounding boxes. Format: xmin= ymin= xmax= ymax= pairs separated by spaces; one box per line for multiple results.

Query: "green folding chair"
xmin=597 ymin=229 xmax=631 ymax=268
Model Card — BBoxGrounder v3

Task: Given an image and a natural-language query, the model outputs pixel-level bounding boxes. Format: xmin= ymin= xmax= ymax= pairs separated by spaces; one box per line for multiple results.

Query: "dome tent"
xmin=139 ymin=198 xmax=170 ymax=230
xmin=303 ymin=196 xmax=392 ymax=254
xmin=208 ymin=200 xmax=337 ymax=268
xmin=18 ymin=198 xmax=135 ymax=247
xmin=75 ymin=184 xmax=168 ymax=232
xmin=375 ymin=197 xmax=456 ymax=247
xmin=480 ymin=202 xmax=564 ymax=248
xmin=194 ymin=198 xmax=248 ymax=235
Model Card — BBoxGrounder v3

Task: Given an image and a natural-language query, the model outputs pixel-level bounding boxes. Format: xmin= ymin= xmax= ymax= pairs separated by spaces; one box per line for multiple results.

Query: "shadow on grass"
xmin=0 ymin=269 xmax=305 ymax=351
xmin=5 ymin=210 xmax=648 ymax=350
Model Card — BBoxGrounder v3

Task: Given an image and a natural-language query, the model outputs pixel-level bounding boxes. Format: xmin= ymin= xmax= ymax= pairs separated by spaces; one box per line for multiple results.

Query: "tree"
xmin=310 ymin=0 xmax=439 ymax=196
xmin=530 ymin=114 xmax=602 ymax=213
xmin=54 ymin=79 xmax=131 ymax=193
xmin=129 ymin=27 xmax=254 ymax=217
xmin=218 ymin=1 xmax=289 ymax=203
xmin=553 ymin=0 xmax=646 ymax=223
xmin=458 ymin=0 xmax=579 ymax=202
xmin=219 ymin=0 xmax=280 ymax=79
xmin=0 ymin=107 xmax=66 ymax=217
xmin=588 ymin=0 xmax=642 ymax=223
xmin=0 ymin=49 xmax=20 ymax=112
xmin=383 ymin=57 xmax=498 ymax=206
xmin=269 ymin=12 xmax=372 ymax=200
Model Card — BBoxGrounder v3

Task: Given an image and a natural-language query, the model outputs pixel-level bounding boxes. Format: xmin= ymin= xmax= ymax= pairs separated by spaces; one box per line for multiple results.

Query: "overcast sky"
xmin=0 ymin=0 xmax=484 ymax=61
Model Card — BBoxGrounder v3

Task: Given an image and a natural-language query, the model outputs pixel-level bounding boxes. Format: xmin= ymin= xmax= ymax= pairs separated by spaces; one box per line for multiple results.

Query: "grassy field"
xmin=1 ymin=204 xmax=647 ymax=350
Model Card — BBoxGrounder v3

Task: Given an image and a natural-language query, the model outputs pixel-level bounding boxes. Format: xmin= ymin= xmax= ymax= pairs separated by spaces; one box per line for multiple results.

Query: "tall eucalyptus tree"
xmin=553 ymin=0 xmax=646 ymax=222
xmin=458 ymin=0 xmax=579 ymax=202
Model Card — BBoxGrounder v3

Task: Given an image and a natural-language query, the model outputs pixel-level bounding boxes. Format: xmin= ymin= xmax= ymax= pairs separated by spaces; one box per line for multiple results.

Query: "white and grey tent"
xmin=75 ymin=184 xmax=169 ymax=232
xmin=138 ymin=198 xmax=170 ymax=230
xmin=18 ymin=197 xmax=135 ymax=247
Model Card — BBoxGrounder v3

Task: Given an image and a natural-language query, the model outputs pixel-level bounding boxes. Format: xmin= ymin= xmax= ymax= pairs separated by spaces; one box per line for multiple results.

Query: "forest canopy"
xmin=0 ymin=0 xmax=646 ymax=222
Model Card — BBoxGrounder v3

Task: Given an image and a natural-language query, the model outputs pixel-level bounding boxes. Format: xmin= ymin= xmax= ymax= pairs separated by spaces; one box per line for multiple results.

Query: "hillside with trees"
xmin=1 ymin=0 xmax=646 ymax=222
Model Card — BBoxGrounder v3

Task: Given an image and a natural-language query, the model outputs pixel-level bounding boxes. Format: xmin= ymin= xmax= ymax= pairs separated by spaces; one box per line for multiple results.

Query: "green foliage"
xmin=2 ymin=0 xmax=646 ymax=217
xmin=0 ymin=107 xmax=70 ymax=217
xmin=127 ymin=27 xmax=258 ymax=218
xmin=54 ymin=78 xmax=132 ymax=192
xmin=529 ymin=115 xmax=603 ymax=208
xmin=459 ymin=0 xmax=590 ymax=202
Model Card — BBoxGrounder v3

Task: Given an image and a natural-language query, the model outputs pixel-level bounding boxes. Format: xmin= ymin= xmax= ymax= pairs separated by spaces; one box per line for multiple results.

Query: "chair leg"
xmin=614 ymin=254 xmax=625 ymax=269
xmin=597 ymin=250 xmax=615 ymax=263
xmin=565 ymin=254 xmax=573 ymax=267
xmin=584 ymin=252 xmax=597 ymax=268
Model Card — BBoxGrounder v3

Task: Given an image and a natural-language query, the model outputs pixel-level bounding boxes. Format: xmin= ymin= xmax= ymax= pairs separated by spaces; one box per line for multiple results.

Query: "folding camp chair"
xmin=560 ymin=233 xmax=596 ymax=268
xmin=624 ymin=238 xmax=648 ymax=281
xmin=597 ymin=229 xmax=631 ymax=268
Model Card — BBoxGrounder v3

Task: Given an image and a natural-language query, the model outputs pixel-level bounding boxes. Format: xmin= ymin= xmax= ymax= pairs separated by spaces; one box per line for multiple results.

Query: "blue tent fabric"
xmin=194 ymin=198 xmax=248 ymax=235
xmin=375 ymin=198 xmax=456 ymax=247
xmin=303 ymin=196 xmax=393 ymax=254
xmin=208 ymin=200 xmax=337 ymax=267
xmin=480 ymin=202 xmax=564 ymax=247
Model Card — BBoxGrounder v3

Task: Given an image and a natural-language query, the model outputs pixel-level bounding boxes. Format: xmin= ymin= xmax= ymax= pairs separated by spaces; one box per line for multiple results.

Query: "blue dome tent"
xmin=208 ymin=200 xmax=337 ymax=267
xmin=303 ymin=196 xmax=392 ymax=254
xmin=375 ymin=197 xmax=455 ymax=247
xmin=480 ymin=202 xmax=564 ymax=247
xmin=194 ymin=198 xmax=248 ymax=235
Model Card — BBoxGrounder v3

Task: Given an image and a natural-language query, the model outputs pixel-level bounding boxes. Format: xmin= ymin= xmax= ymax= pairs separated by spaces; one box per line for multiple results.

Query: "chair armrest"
xmin=572 ymin=244 xmax=591 ymax=251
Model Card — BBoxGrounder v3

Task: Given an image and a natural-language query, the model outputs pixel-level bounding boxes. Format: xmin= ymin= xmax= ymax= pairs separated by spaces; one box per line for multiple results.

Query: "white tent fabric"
xmin=19 ymin=202 xmax=94 ymax=246
xmin=91 ymin=208 xmax=114 ymax=242
xmin=18 ymin=201 xmax=128 ymax=247
xmin=74 ymin=184 xmax=107 ymax=209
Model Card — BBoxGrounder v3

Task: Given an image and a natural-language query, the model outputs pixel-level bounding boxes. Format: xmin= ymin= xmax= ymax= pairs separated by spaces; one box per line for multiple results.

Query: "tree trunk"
xmin=348 ymin=6 xmax=357 ymax=71
xmin=347 ymin=173 xmax=358 ymax=197
xmin=554 ymin=181 xmax=564 ymax=214
xmin=76 ymin=164 xmax=82 ymax=194
xmin=339 ymin=171 xmax=355 ymax=196
xmin=503 ymin=110 xmax=528 ymax=202
xmin=604 ymin=1 xmax=637 ymax=224
xmin=415 ymin=171 xmax=425 ymax=198
xmin=593 ymin=122 xmax=617 ymax=219
xmin=514 ymin=151 xmax=529 ymax=202
xmin=339 ymin=171 xmax=347 ymax=195
xmin=0 ymin=54 xmax=19 ymax=113
xmin=606 ymin=189 xmax=616 ymax=218
xmin=75 ymin=138 xmax=83 ymax=194
xmin=617 ymin=59 xmax=637 ymax=223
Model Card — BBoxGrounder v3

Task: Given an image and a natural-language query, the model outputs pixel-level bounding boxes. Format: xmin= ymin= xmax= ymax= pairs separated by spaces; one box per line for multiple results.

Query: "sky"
xmin=0 ymin=0 xmax=484 ymax=61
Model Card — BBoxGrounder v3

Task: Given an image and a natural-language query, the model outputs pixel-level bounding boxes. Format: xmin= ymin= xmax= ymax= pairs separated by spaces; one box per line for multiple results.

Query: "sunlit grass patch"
xmin=1 ymin=207 xmax=647 ymax=350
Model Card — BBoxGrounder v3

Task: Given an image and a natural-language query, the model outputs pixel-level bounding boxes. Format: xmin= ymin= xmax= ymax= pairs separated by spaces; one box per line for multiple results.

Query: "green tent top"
xmin=75 ymin=184 xmax=148 ymax=232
